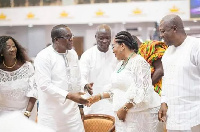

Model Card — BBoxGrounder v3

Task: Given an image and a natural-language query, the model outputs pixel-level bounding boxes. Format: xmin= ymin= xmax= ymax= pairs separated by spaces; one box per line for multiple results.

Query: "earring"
xmin=1 ymin=54 xmax=3 ymax=56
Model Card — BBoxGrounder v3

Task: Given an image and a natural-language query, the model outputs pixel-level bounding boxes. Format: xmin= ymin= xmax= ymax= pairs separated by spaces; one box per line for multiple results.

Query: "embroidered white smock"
xmin=34 ymin=45 xmax=84 ymax=132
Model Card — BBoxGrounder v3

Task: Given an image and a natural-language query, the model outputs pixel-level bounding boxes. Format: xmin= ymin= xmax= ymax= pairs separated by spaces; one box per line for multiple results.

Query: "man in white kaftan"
xmin=158 ymin=14 xmax=200 ymax=132
xmin=34 ymin=25 xmax=88 ymax=132
xmin=80 ymin=24 xmax=117 ymax=116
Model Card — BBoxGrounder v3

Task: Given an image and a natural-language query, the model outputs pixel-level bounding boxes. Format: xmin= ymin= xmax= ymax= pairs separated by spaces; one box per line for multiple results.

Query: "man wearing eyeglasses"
xmin=34 ymin=24 xmax=88 ymax=132
xmin=79 ymin=24 xmax=118 ymax=116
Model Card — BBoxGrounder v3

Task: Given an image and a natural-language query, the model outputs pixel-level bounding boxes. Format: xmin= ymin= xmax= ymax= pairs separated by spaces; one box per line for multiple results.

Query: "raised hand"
xmin=84 ymin=83 xmax=94 ymax=95
xmin=66 ymin=92 xmax=89 ymax=104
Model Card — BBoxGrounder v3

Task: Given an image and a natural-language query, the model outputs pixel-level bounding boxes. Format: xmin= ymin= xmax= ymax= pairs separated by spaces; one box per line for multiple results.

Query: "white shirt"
xmin=161 ymin=36 xmax=200 ymax=130
xmin=79 ymin=45 xmax=118 ymax=115
xmin=34 ymin=45 xmax=84 ymax=132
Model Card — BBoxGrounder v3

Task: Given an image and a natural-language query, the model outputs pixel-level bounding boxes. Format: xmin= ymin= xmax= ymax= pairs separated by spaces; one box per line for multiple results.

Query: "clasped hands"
xmin=84 ymin=83 xmax=100 ymax=106
xmin=85 ymin=94 xmax=101 ymax=107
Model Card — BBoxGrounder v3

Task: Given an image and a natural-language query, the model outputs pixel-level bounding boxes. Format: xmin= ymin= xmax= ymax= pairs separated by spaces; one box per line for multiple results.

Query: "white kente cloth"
xmin=80 ymin=45 xmax=118 ymax=116
xmin=34 ymin=45 xmax=84 ymax=132
xmin=0 ymin=62 xmax=37 ymax=121
xmin=107 ymin=55 xmax=161 ymax=132
xmin=161 ymin=36 xmax=200 ymax=130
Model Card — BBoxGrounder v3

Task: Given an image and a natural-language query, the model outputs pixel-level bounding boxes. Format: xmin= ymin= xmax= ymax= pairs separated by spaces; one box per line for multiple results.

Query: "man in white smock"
xmin=80 ymin=24 xmax=117 ymax=116
xmin=34 ymin=24 xmax=88 ymax=132
xmin=158 ymin=14 xmax=200 ymax=132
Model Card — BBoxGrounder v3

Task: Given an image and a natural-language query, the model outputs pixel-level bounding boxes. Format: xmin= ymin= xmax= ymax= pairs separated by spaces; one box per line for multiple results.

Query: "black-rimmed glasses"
xmin=55 ymin=34 xmax=74 ymax=41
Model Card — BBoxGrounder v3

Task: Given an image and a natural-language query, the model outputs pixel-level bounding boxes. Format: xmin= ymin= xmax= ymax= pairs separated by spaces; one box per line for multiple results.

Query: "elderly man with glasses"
xmin=34 ymin=24 xmax=88 ymax=132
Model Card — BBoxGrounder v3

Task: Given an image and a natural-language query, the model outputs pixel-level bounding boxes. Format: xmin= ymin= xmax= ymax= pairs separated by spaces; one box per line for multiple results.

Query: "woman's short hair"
xmin=0 ymin=36 xmax=30 ymax=63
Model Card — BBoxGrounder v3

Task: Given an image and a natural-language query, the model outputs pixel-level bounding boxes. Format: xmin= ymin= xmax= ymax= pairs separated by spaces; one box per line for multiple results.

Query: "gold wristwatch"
xmin=24 ymin=111 xmax=31 ymax=118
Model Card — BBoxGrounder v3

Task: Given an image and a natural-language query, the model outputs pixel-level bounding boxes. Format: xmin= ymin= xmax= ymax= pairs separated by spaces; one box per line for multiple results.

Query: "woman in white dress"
xmin=0 ymin=36 xmax=37 ymax=120
xmin=87 ymin=31 xmax=163 ymax=132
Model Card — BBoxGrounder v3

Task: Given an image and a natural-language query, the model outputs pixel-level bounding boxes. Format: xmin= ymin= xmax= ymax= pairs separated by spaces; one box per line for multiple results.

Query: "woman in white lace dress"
xmin=88 ymin=31 xmax=163 ymax=132
xmin=0 ymin=36 xmax=37 ymax=120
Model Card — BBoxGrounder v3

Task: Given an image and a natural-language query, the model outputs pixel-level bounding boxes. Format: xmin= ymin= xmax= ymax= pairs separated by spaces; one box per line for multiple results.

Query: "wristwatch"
xmin=24 ymin=111 xmax=31 ymax=118
xmin=123 ymin=105 xmax=129 ymax=112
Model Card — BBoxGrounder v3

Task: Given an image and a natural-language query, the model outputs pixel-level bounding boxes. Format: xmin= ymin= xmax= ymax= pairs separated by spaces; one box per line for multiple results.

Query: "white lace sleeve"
xmin=126 ymin=58 xmax=152 ymax=104
xmin=26 ymin=62 xmax=38 ymax=99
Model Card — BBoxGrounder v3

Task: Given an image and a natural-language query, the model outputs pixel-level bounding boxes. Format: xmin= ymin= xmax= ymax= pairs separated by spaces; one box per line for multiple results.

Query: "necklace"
xmin=117 ymin=52 xmax=135 ymax=73
xmin=3 ymin=59 xmax=17 ymax=69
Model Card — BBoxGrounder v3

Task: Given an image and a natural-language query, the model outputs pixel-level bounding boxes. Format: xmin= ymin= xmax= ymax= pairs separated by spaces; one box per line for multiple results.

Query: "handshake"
xmin=86 ymin=94 xmax=102 ymax=107
xmin=67 ymin=83 xmax=105 ymax=105
xmin=66 ymin=92 xmax=102 ymax=106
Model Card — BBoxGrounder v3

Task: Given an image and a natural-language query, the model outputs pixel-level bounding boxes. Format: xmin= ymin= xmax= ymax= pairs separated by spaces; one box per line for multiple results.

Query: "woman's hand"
xmin=86 ymin=94 xmax=101 ymax=107
xmin=117 ymin=107 xmax=127 ymax=122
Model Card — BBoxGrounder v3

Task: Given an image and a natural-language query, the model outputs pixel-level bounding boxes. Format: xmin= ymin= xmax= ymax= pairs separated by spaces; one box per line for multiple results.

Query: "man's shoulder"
xmin=81 ymin=46 xmax=97 ymax=57
xmin=68 ymin=49 xmax=79 ymax=59
xmin=68 ymin=48 xmax=77 ymax=55
xmin=85 ymin=45 xmax=97 ymax=53
xmin=35 ymin=46 xmax=52 ymax=60
xmin=187 ymin=36 xmax=200 ymax=43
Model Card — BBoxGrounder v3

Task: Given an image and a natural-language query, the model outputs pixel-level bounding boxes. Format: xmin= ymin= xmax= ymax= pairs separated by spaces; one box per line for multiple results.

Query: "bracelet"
xmin=98 ymin=94 xmax=102 ymax=100
xmin=123 ymin=105 xmax=129 ymax=112
xmin=24 ymin=111 xmax=31 ymax=118
xmin=127 ymin=99 xmax=136 ymax=105
xmin=100 ymin=93 xmax=104 ymax=100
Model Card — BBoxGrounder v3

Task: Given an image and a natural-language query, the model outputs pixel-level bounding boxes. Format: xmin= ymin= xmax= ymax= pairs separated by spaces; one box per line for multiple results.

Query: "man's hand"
xmin=158 ymin=103 xmax=168 ymax=122
xmin=66 ymin=92 xmax=88 ymax=104
xmin=117 ymin=107 xmax=127 ymax=122
xmin=84 ymin=83 xmax=93 ymax=95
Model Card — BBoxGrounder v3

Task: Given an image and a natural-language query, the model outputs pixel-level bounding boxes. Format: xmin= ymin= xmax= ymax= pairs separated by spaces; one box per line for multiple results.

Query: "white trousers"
xmin=168 ymin=124 xmax=200 ymax=132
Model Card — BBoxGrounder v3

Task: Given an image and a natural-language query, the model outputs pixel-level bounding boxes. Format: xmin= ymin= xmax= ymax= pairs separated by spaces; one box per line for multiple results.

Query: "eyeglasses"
xmin=55 ymin=35 xmax=74 ymax=41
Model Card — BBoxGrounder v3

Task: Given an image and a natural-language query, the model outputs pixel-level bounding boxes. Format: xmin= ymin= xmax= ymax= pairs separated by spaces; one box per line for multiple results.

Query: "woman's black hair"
xmin=0 ymin=36 xmax=30 ymax=64
xmin=115 ymin=31 xmax=138 ymax=53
